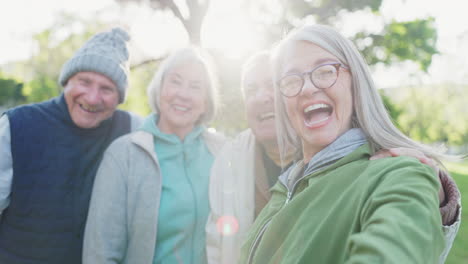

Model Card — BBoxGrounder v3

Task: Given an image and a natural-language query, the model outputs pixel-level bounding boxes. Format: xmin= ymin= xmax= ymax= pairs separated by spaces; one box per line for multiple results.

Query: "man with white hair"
xmin=0 ymin=28 xmax=141 ymax=264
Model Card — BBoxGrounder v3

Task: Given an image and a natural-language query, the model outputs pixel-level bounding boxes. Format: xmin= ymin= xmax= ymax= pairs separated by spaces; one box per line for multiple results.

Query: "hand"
xmin=370 ymin=147 xmax=438 ymax=170
xmin=370 ymin=147 xmax=445 ymax=205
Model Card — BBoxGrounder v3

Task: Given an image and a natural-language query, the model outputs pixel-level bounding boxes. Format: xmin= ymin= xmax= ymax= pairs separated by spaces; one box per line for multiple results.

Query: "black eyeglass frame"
xmin=277 ymin=63 xmax=349 ymax=98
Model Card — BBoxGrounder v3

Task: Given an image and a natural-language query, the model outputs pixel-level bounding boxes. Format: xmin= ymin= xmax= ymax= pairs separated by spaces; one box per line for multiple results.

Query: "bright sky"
xmin=0 ymin=0 xmax=116 ymax=62
xmin=1 ymin=0 xmax=468 ymax=87
xmin=0 ymin=0 xmax=263 ymax=63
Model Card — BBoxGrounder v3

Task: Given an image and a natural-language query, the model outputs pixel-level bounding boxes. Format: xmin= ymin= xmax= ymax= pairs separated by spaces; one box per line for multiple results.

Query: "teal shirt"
xmin=141 ymin=114 xmax=213 ymax=264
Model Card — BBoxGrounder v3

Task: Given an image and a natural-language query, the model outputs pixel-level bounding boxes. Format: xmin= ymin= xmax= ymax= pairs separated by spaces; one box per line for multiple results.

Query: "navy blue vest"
xmin=0 ymin=94 xmax=132 ymax=264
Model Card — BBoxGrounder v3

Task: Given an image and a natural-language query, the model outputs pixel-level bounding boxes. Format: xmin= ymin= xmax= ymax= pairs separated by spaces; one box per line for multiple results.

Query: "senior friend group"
xmin=0 ymin=25 xmax=462 ymax=264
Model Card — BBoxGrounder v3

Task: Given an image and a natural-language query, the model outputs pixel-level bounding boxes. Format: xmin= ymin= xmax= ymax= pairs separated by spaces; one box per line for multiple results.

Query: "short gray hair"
xmin=273 ymin=24 xmax=451 ymax=164
xmin=147 ymin=47 xmax=219 ymax=125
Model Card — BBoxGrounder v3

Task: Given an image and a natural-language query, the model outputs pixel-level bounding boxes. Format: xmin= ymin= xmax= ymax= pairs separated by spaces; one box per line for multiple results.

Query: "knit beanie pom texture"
xmin=59 ymin=27 xmax=131 ymax=104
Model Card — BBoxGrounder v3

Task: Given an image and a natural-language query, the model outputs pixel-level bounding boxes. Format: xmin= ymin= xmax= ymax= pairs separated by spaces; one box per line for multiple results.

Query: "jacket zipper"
xmin=247 ymin=169 xmax=307 ymax=263
xmin=183 ymin=150 xmax=198 ymax=264
xmin=246 ymin=219 xmax=272 ymax=264
xmin=284 ymin=175 xmax=304 ymax=205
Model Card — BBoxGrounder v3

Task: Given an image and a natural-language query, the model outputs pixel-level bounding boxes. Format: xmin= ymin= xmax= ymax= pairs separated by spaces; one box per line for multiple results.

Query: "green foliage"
xmin=355 ymin=18 xmax=438 ymax=71
xmin=287 ymin=0 xmax=383 ymax=23
xmin=11 ymin=14 xmax=107 ymax=104
xmin=379 ymin=89 xmax=402 ymax=129
xmin=115 ymin=0 xmax=440 ymax=134
xmin=247 ymin=1 xmax=438 ymax=71
xmin=444 ymin=160 xmax=468 ymax=264
xmin=395 ymin=84 xmax=468 ymax=146
xmin=2 ymin=13 xmax=155 ymax=120
xmin=0 ymin=74 xmax=25 ymax=106
xmin=2 ymin=1 xmax=442 ymax=137
xmin=22 ymin=76 xmax=60 ymax=102
xmin=119 ymin=61 xmax=157 ymax=117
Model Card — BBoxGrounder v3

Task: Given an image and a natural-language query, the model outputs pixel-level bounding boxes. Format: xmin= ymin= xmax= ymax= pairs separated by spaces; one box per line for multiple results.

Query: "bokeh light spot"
xmin=216 ymin=215 xmax=239 ymax=236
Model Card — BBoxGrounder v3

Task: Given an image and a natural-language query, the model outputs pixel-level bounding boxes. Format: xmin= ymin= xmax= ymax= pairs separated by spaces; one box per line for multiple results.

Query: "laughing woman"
xmin=83 ymin=48 xmax=225 ymax=264
xmin=238 ymin=25 xmax=454 ymax=264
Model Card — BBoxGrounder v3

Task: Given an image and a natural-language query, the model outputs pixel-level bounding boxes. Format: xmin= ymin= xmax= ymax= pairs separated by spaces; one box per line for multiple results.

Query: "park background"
xmin=0 ymin=0 xmax=466 ymax=262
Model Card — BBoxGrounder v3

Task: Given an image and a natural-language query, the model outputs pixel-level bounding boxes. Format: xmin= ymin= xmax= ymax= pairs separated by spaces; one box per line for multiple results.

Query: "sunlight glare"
xmin=128 ymin=5 xmax=189 ymax=61
xmin=202 ymin=0 xmax=261 ymax=59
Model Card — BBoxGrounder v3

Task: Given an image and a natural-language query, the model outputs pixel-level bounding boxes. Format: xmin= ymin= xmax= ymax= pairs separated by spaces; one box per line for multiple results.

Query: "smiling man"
xmin=0 ymin=28 xmax=141 ymax=264
xmin=205 ymin=51 xmax=295 ymax=264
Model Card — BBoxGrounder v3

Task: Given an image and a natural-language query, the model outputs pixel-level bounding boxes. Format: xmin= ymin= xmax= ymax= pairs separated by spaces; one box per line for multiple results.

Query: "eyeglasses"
xmin=277 ymin=63 xmax=348 ymax=97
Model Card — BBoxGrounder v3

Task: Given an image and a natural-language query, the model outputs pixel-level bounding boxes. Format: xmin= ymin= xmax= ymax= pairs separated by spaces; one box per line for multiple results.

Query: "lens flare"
xmin=216 ymin=215 xmax=239 ymax=236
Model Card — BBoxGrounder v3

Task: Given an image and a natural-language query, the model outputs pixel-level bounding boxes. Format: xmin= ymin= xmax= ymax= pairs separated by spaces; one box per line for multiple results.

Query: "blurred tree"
xmin=117 ymin=0 xmax=438 ymax=71
xmin=13 ymin=14 xmax=107 ymax=104
xmin=115 ymin=0 xmax=439 ymax=135
xmin=247 ymin=0 xmax=437 ymax=72
xmin=0 ymin=74 xmax=25 ymax=107
xmin=116 ymin=0 xmax=209 ymax=45
xmin=22 ymin=76 xmax=59 ymax=103
xmin=396 ymin=84 xmax=468 ymax=146
xmin=379 ymin=89 xmax=403 ymax=129
xmin=120 ymin=60 xmax=159 ymax=116
xmin=355 ymin=18 xmax=437 ymax=71
xmin=2 ymin=1 xmax=443 ymax=136
xmin=2 ymin=13 xmax=155 ymax=118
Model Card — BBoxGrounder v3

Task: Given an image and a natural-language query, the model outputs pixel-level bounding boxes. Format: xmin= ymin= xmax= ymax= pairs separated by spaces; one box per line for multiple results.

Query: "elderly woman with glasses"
xmin=206 ymin=53 xmax=460 ymax=264
xmin=238 ymin=25 xmax=460 ymax=264
xmin=83 ymin=48 xmax=225 ymax=264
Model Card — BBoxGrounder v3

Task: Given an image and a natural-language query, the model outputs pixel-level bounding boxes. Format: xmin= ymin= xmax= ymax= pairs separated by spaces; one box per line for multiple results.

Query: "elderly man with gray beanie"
xmin=0 ymin=27 xmax=141 ymax=264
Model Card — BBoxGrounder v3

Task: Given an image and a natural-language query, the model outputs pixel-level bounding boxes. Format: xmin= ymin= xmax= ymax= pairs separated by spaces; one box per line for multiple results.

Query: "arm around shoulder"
xmin=438 ymin=169 xmax=462 ymax=263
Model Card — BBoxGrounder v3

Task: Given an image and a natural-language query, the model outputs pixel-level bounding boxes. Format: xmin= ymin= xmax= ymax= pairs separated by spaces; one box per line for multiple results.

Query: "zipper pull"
xmin=285 ymin=191 xmax=292 ymax=204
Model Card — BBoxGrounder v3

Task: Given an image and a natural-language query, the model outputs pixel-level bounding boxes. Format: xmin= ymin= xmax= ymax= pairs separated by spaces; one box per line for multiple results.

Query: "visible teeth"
xmin=304 ymin=116 xmax=330 ymax=127
xmin=81 ymin=104 xmax=98 ymax=112
xmin=259 ymin=112 xmax=275 ymax=120
xmin=304 ymin=104 xmax=330 ymax=113
xmin=174 ymin=105 xmax=188 ymax=111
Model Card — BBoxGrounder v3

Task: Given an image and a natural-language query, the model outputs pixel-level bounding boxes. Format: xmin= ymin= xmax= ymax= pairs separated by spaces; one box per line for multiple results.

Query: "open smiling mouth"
xmin=173 ymin=105 xmax=190 ymax=112
xmin=80 ymin=104 xmax=100 ymax=113
xmin=303 ymin=103 xmax=333 ymax=127
xmin=258 ymin=112 xmax=275 ymax=122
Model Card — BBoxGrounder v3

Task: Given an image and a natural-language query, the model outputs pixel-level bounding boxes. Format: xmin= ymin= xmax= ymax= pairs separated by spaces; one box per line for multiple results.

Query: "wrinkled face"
xmin=64 ymin=71 xmax=119 ymax=129
xmin=243 ymin=62 xmax=277 ymax=146
xmin=280 ymin=41 xmax=353 ymax=162
xmin=158 ymin=62 xmax=207 ymax=133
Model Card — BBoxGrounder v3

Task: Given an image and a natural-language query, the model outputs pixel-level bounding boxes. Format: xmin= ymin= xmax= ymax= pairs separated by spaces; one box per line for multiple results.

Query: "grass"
xmin=445 ymin=160 xmax=468 ymax=264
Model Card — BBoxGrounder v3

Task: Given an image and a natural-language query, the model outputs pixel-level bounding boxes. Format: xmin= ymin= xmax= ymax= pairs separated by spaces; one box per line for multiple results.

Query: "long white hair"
xmin=272 ymin=24 xmax=454 ymax=164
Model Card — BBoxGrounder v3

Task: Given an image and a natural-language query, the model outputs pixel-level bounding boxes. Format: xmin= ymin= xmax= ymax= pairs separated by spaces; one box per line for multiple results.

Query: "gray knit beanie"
xmin=59 ymin=27 xmax=131 ymax=104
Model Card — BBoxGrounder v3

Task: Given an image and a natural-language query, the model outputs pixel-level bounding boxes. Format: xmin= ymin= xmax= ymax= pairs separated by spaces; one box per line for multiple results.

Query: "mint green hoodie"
xmin=141 ymin=114 xmax=213 ymax=264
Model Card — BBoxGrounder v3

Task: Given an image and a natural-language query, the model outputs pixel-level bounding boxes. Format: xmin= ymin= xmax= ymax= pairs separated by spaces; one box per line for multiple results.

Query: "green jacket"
xmin=239 ymin=144 xmax=444 ymax=264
